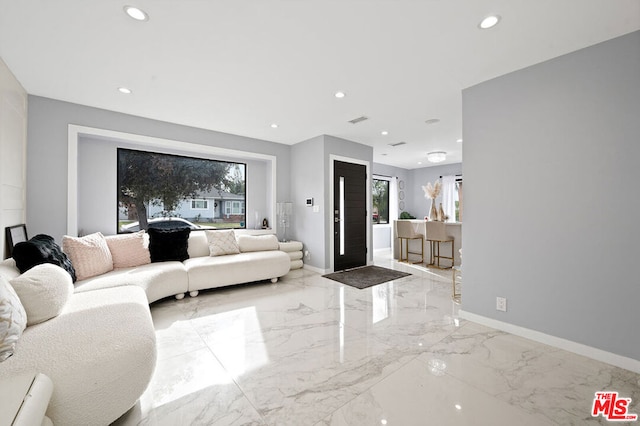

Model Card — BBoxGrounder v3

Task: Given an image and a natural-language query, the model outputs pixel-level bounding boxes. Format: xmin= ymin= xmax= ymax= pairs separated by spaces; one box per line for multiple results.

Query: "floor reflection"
xmin=113 ymin=250 xmax=640 ymax=426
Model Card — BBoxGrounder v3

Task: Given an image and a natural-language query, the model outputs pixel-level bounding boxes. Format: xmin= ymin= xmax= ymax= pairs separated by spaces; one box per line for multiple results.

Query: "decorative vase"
xmin=438 ymin=203 xmax=445 ymax=222
xmin=429 ymin=199 xmax=438 ymax=221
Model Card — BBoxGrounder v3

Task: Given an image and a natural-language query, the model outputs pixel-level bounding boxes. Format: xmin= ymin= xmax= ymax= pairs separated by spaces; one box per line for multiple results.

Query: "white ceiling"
xmin=1 ymin=1 xmax=638 ymax=169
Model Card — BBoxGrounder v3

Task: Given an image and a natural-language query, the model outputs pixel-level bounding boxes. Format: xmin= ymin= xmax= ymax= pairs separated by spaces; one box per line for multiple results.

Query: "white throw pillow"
xmin=206 ymin=230 xmax=240 ymax=256
xmin=105 ymin=231 xmax=151 ymax=269
xmin=63 ymin=232 xmax=114 ymax=281
xmin=0 ymin=275 xmax=27 ymax=361
xmin=10 ymin=263 xmax=73 ymax=326
xmin=237 ymin=234 xmax=279 ymax=252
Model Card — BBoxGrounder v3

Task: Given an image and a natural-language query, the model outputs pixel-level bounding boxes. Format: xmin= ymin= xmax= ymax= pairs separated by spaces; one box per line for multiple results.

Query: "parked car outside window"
xmin=120 ymin=217 xmax=214 ymax=233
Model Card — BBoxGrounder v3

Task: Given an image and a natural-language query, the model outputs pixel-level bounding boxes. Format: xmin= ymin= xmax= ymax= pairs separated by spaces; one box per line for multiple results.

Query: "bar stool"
xmin=426 ymin=221 xmax=454 ymax=269
xmin=396 ymin=221 xmax=424 ymax=264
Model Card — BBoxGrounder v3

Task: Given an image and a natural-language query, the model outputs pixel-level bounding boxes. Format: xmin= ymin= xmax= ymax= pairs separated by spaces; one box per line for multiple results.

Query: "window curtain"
xmin=441 ymin=175 xmax=456 ymax=223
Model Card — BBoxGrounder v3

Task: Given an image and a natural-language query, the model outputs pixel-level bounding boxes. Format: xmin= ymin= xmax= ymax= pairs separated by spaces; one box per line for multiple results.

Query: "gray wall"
xmin=410 ymin=163 xmax=462 ymax=220
xmin=27 ymin=96 xmax=291 ymax=241
xmin=373 ymin=162 xmax=412 ymax=214
xmin=290 ymin=135 xmax=373 ymax=271
xmin=290 ymin=136 xmax=325 ymax=268
xmin=462 ymin=31 xmax=640 ymax=360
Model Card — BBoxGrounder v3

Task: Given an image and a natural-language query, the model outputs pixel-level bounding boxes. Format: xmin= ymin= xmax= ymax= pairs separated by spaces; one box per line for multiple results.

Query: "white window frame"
xmin=191 ymin=199 xmax=209 ymax=210
xmin=67 ymin=124 xmax=277 ymax=236
xmin=372 ymin=176 xmax=391 ymax=225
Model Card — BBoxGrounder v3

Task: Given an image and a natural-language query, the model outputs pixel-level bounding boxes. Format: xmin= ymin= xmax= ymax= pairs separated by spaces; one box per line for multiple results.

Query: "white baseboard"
xmin=374 ymin=247 xmax=391 ymax=252
xmin=303 ymin=264 xmax=328 ymax=274
xmin=459 ymin=310 xmax=640 ymax=374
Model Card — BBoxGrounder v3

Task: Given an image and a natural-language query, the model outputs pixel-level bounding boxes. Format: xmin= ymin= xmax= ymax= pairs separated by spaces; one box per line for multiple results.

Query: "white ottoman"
xmin=279 ymin=241 xmax=304 ymax=269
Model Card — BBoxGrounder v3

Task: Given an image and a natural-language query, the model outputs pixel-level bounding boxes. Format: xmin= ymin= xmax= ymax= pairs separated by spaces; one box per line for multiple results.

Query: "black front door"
xmin=333 ymin=160 xmax=367 ymax=271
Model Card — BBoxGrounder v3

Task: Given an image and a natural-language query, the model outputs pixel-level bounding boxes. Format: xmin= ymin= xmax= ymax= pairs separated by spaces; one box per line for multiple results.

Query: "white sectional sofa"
xmin=0 ymin=230 xmax=291 ymax=425
xmin=183 ymin=231 xmax=290 ymax=297
xmin=72 ymin=231 xmax=290 ymax=302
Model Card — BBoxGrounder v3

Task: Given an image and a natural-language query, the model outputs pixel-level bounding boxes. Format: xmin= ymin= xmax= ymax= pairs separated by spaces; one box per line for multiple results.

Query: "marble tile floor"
xmin=114 ymin=251 xmax=640 ymax=425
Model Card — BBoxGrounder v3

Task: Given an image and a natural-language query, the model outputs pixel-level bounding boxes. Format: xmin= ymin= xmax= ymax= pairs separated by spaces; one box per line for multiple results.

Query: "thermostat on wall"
xmin=306 ymin=198 xmax=314 ymax=206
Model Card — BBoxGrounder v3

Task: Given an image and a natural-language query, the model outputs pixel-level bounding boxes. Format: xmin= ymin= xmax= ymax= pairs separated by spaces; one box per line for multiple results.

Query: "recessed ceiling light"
xmin=118 ymin=87 xmax=132 ymax=94
xmin=456 ymin=138 xmax=463 ymax=143
xmin=381 ymin=131 xmax=389 ymax=136
xmin=425 ymin=118 xmax=440 ymax=125
xmin=418 ymin=161 xmax=422 ymax=165
xmin=124 ymin=6 xmax=149 ymax=21
xmin=270 ymin=123 xmax=278 ymax=128
xmin=334 ymin=91 xmax=346 ymax=99
xmin=479 ymin=15 xmax=500 ymax=29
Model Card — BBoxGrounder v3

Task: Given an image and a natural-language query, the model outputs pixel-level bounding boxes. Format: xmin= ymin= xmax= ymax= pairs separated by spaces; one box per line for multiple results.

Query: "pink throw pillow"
xmin=62 ymin=232 xmax=114 ymax=281
xmin=105 ymin=231 xmax=151 ymax=269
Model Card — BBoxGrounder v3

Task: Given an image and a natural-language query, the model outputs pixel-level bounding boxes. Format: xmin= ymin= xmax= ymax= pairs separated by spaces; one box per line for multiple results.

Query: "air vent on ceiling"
xmin=348 ymin=116 xmax=368 ymax=124
xmin=388 ymin=141 xmax=406 ymax=147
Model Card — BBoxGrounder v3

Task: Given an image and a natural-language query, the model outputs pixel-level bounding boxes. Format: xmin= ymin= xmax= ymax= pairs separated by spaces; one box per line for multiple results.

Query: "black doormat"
xmin=323 ymin=266 xmax=411 ymax=289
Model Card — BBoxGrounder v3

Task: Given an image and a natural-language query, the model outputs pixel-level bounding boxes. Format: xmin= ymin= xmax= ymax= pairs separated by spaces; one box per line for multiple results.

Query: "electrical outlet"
xmin=304 ymin=250 xmax=310 ymax=260
xmin=496 ymin=297 xmax=507 ymax=312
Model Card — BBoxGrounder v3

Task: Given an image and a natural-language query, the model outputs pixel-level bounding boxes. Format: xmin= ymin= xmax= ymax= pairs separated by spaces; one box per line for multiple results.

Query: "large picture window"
xmin=372 ymin=178 xmax=390 ymax=224
xmin=117 ymin=148 xmax=246 ymax=232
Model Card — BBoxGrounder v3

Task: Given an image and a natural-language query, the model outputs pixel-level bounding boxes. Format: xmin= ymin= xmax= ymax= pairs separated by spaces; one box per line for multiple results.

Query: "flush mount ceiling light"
xmin=427 ymin=151 xmax=447 ymax=163
xmin=334 ymin=91 xmax=346 ymax=98
xmin=118 ymin=87 xmax=132 ymax=94
xmin=124 ymin=6 xmax=149 ymax=21
xmin=381 ymin=131 xmax=389 ymax=135
xmin=456 ymin=138 xmax=463 ymax=143
xmin=270 ymin=123 xmax=278 ymax=128
xmin=479 ymin=14 xmax=501 ymax=29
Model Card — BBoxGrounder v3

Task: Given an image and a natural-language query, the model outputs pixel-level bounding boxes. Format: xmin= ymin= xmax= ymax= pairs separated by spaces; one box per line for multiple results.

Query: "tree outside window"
xmin=372 ymin=178 xmax=389 ymax=224
xmin=117 ymin=148 xmax=246 ymax=231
